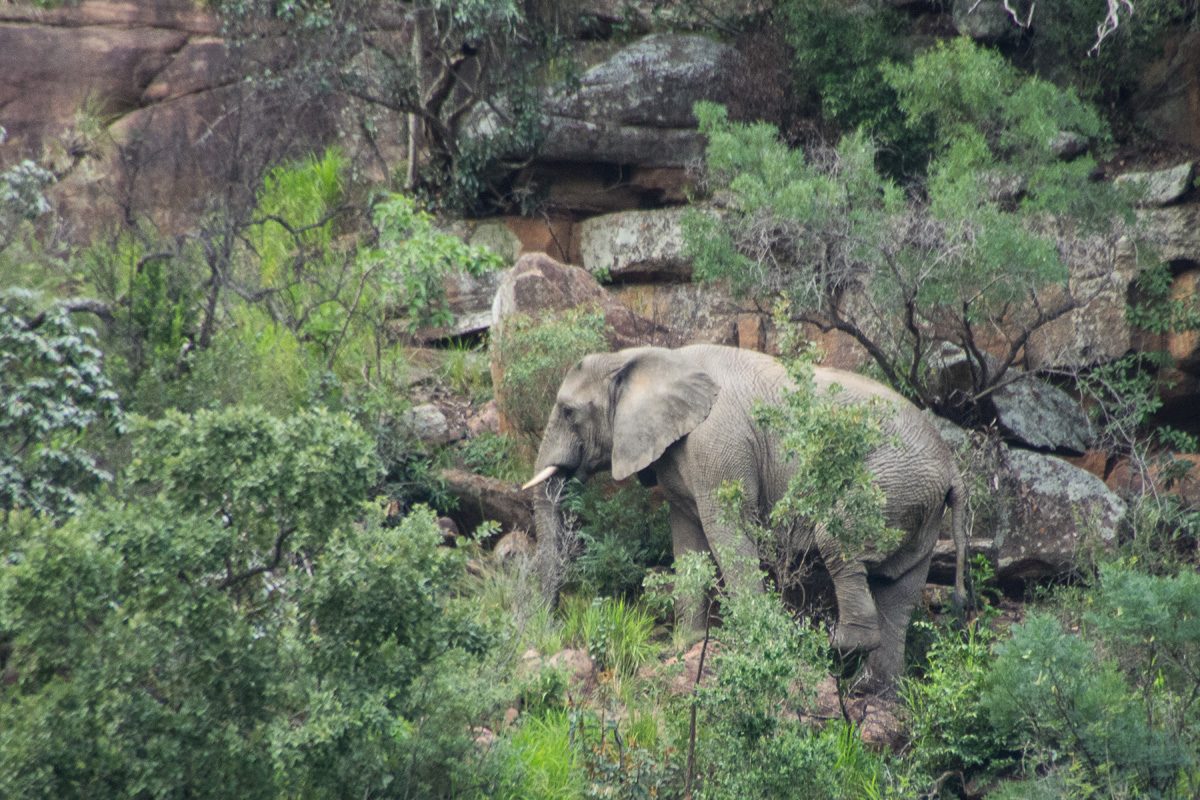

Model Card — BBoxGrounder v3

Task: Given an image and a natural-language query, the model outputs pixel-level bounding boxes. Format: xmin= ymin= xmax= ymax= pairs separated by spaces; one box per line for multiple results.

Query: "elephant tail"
xmin=948 ymin=475 xmax=970 ymax=615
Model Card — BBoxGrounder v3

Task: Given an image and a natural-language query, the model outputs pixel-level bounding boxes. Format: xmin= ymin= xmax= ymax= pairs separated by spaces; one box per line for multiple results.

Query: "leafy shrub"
xmin=982 ymin=611 xmax=1194 ymax=797
xmin=0 ymin=289 xmax=124 ymax=517
xmin=564 ymin=480 xmax=672 ymax=599
xmin=900 ymin=620 xmax=1009 ymax=782
xmin=460 ymin=431 xmax=527 ymax=483
xmin=777 ymin=0 xmax=920 ymax=173
xmin=1026 ymin=0 xmax=1194 ymax=103
xmin=0 ymin=406 xmax=509 ymax=799
xmin=491 ymin=307 xmax=609 ymax=440
xmin=686 ymin=37 xmax=1130 ymax=410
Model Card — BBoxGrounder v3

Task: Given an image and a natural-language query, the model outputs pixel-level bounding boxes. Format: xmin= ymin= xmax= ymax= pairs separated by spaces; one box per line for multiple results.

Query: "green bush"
xmin=0 ymin=290 xmax=124 ymax=518
xmin=460 ymin=431 xmax=527 ymax=483
xmin=0 ymin=405 xmax=510 ymax=799
xmin=685 ymin=37 xmax=1130 ymax=409
xmin=983 ymin=611 xmax=1194 ymax=797
xmin=564 ymin=480 xmax=672 ymax=599
xmin=491 ymin=307 xmax=609 ymax=440
xmin=900 ymin=620 xmax=1009 ymax=782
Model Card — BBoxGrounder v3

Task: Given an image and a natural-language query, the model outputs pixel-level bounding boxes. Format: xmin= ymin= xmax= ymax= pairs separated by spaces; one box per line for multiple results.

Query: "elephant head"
xmin=523 ymin=348 xmax=719 ymax=598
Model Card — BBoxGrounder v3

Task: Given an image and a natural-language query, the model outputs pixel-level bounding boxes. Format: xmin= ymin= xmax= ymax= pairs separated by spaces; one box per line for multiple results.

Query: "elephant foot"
xmin=830 ymin=621 xmax=881 ymax=659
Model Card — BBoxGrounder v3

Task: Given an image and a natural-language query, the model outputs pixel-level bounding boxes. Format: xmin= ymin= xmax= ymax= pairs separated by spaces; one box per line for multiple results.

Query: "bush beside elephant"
xmin=523 ymin=344 xmax=968 ymax=692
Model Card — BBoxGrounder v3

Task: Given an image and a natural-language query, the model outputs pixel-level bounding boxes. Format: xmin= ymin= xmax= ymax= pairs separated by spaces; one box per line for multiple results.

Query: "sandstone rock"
xmin=1116 ymin=162 xmax=1196 ymax=207
xmin=609 ymin=282 xmax=742 ymax=346
xmin=1138 ymin=204 xmax=1200 ymax=262
xmin=1050 ymin=130 xmax=1088 ymax=159
xmin=1134 ymin=30 xmax=1200 ymax=149
xmin=577 ymin=207 xmax=702 ymax=282
xmin=492 ymin=529 xmax=534 ymax=561
xmin=490 ymin=253 xmax=669 ymax=348
xmin=503 ymin=706 xmax=520 ymax=726
xmin=402 ymin=403 xmax=462 ymax=446
xmin=547 ymin=648 xmax=596 ymax=691
xmin=1106 ymin=453 xmax=1200 ymax=509
xmin=416 ymin=270 xmax=503 ymax=342
xmin=0 ymin=21 xmax=188 ymax=157
xmin=0 ymin=1 xmax=217 ymax=33
xmin=737 ymin=313 xmax=767 ymax=351
xmin=440 ymin=468 xmax=534 ymax=537
xmin=540 ymin=33 xmax=743 ymax=168
xmin=927 ymin=415 xmax=1126 ymax=584
xmin=1025 ymin=234 xmax=1140 ymax=370
xmin=933 ymin=346 xmax=1093 ymax=453
xmin=466 ymin=400 xmax=501 ymax=437
xmin=952 ymin=0 xmax=1021 ymax=43
xmin=997 ymin=448 xmax=1126 ymax=581
xmin=141 ymin=36 xmax=234 ymax=104
xmin=803 ymin=676 xmax=905 ymax=750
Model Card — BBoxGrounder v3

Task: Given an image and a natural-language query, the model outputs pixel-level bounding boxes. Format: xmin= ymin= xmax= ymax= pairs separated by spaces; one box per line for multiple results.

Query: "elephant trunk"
xmin=528 ymin=408 xmax=585 ymax=604
xmin=532 ymin=476 xmax=573 ymax=604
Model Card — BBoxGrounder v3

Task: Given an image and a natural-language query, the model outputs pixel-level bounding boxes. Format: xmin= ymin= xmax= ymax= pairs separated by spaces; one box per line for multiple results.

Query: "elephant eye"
xmin=561 ymin=405 xmax=575 ymax=420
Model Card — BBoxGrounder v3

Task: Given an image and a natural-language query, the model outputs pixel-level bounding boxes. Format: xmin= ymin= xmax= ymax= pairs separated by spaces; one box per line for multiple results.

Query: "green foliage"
xmin=1086 ymin=567 xmax=1200 ymax=748
xmin=358 ymin=192 xmax=503 ymax=334
xmin=561 ymin=595 xmax=657 ymax=678
xmin=460 ymin=431 xmax=527 ymax=482
xmin=127 ymin=405 xmax=380 ymax=585
xmin=778 ymin=0 xmax=919 ymax=172
xmin=0 ymin=290 xmax=124 ymax=517
xmin=885 ymin=38 xmax=1115 ymax=222
xmin=754 ymin=341 xmax=901 ymax=560
xmin=686 ymin=40 xmax=1130 ymax=407
xmin=690 ymin=584 xmax=895 ymax=799
xmin=983 ymin=610 xmax=1195 ymax=797
xmin=501 ymin=710 xmax=583 ymax=800
xmin=901 ymin=620 xmax=1009 ymax=781
xmin=570 ymin=705 xmax=682 ymax=800
xmin=564 ymin=480 xmax=672 ymax=599
xmin=492 ymin=308 xmax=610 ymax=439
xmin=1027 ymin=0 xmax=1194 ymax=102
xmin=0 ymin=405 xmax=508 ymax=799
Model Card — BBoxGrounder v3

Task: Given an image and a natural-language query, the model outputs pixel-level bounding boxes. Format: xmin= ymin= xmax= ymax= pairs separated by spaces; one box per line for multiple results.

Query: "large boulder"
xmin=951 ymin=0 xmax=1021 ymax=43
xmin=933 ymin=346 xmax=1093 ymax=453
xmin=1115 ymin=162 xmax=1196 ymax=207
xmin=490 ymin=252 xmax=669 ymax=348
xmin=540 ymin=33 xmax=743 ymax=168
xmin=577 ymin=207 xmax=701 ymax=282
xmin=997 ymin=448 xmax=1126 ymax=581
xmin=928 ymin=416 xmax=1126 ymax=584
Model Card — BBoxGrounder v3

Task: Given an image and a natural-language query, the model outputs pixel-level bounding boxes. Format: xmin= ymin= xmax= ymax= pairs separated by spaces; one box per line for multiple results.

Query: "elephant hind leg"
xmin=820 ymin=531 xmax=882 ymax=658
xmin=857 ymin=551 xmax=932 ymax=695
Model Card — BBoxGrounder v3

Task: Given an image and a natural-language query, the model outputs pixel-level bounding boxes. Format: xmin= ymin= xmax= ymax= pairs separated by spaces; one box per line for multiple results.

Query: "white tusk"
xmin=521 ymin=465 xmax=559 ymax=491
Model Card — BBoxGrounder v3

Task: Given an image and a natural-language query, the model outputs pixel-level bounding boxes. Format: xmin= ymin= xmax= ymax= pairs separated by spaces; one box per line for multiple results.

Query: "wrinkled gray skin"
xmin=528 ymin=344 xmax=968 ymax=692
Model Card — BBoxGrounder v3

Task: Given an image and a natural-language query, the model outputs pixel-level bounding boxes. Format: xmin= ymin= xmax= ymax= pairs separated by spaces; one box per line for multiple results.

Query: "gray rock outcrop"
xmin=540 ymin=33 xmax=742 ymax=167
xmin=1116 ymin=162 xmax=1196 ymax=207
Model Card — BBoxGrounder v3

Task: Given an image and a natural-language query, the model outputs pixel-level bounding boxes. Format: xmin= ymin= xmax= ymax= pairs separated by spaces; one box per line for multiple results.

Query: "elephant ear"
xmin=611 ymin=350 xmax=719 ymax=481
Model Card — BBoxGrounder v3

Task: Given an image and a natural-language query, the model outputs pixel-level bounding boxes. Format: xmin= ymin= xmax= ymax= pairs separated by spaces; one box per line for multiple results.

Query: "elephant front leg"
xmin=668 ymin=505 xmax=711 ymax=639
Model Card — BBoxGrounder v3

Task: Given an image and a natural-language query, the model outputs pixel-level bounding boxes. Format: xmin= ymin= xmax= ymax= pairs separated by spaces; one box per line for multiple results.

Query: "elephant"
xmin=523 ymin=343 xmax=968 ymax=692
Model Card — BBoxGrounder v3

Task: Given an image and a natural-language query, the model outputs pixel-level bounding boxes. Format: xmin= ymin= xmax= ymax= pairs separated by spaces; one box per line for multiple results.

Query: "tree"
xmin=684 ymin=39 xmax=1134 ymax=413
xmin=213 ymin=0 xmax=561 ymax=212
xmin=0 ymin=290 xmax=122 ymax=518
xmin=0 ymin=406 xmax=507 ymax=798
